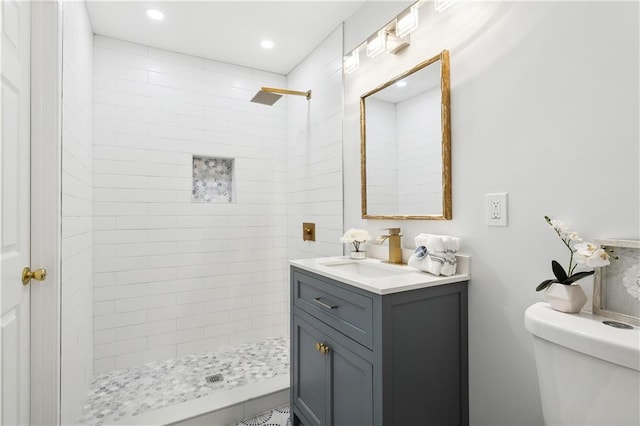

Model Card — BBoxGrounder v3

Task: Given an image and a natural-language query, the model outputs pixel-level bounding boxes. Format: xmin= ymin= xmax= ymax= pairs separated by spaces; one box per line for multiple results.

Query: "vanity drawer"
xmin=292 ymin=269 xmax=373 ymax=349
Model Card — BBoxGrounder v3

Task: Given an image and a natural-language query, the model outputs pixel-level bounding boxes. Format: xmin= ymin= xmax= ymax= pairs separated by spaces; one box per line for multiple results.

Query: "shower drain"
xmin=205 ymin=373 xmax=224 ymax=384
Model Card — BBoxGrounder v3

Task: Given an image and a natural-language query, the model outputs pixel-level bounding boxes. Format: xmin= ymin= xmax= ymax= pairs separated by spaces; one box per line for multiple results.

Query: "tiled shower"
xmin=60 ymin=2 xmax=343 ymax=423
xmin=91 ymin=34 xmax=290 ymax=372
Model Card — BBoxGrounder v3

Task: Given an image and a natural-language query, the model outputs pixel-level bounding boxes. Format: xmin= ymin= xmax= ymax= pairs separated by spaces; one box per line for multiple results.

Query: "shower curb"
xmin=103 ymin=375 xmax=289 ymax=426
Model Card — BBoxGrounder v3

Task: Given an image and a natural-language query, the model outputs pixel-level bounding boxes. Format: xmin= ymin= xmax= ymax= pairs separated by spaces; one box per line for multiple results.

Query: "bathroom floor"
xmin=229 ymin=405 xmax=290 ymax=426
xmin=79 ymin=336 xmax=289 ymax=426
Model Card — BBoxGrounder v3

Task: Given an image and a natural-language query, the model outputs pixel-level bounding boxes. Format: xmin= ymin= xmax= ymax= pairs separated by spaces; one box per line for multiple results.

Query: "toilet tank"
xmin=525 ymin=302 xmax=640 ymax=426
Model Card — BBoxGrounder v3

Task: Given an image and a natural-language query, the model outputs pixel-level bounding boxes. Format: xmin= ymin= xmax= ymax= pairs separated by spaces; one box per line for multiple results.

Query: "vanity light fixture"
xmin=342 ymin=0 xmax=427 ymax=74
xmin=395 ymin=4 xmax=419 ymax=38
xmin=261 ymin=40 xmax=274 ymax=49
xmin=434 ymin=0 xmax=458 ymax=12
xmin=343 ymin=50 xmax=360 ymax=74
xmin=386 ymin=31 xmax=410 ymax=54
xmin=366 ymin=30 xmax=387 ymax=58
xmin=146 ymin=9 xmax=164 ymax=20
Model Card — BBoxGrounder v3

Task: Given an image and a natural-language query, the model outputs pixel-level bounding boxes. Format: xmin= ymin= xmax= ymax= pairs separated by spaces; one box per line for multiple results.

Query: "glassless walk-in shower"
xmin=59 ymin=7 xmax=312 ymax=426
xmin=59 ymin=1 xmax=346 ymax=423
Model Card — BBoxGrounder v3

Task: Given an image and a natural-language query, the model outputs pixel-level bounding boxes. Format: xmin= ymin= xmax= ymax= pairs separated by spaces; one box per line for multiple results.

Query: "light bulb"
xmin=396 ymin=5 xmax=418 ymax=38
xmin=366 ymin=30 xmax=386 ymax=58
xmin=146 ymin=9 xmax=164 ymax=21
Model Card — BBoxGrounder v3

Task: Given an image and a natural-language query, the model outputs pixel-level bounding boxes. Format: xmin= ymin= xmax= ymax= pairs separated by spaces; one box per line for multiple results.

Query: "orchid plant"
xmin=340 ymin=228 xmax=371 ymax=253
xmin=536 ymin=216 xmax=613 ymax=292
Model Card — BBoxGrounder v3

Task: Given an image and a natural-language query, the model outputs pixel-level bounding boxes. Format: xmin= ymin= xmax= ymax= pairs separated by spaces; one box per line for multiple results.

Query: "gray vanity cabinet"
xmin=293 ymin=313 xmax=373 ymax=426
xmin=290 ymin=266 xmax=469 ymax=426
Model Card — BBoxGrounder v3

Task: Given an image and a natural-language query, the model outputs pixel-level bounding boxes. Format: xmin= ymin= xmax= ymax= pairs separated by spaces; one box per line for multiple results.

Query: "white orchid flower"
xmin=574 ymin=242 xmax=597 ymax=264
xmin=549 ymin=219 xmax=568 ymax=233
xmin=585 ymin=249 xmax=611 ymax=267
xmin=574 ymin=242 xmax=598 ymax=255
xmin=539 ymin=216 xmax=614 ymax=292
xmin=567 ymin=231 xmax=581 ymax=242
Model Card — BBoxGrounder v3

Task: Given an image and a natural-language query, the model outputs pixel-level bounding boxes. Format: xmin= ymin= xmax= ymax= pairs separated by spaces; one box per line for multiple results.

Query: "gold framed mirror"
xmin=360 ymin=50 xmax=451 ymax=220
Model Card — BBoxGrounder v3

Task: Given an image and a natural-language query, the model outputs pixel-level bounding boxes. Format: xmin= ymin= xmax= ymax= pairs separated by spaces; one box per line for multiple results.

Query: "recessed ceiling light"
xmin=395 ymin=81 xmax=407 ymax=87
xmin=146 ymin=9 xmax=164 ymax=21
xmin=261 ymin=40 xmax=274 ymax=49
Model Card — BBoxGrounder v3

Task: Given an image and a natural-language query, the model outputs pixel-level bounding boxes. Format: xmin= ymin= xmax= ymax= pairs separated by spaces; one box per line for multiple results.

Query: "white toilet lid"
xmin=525 ymin=302 xmax=640 ymax=371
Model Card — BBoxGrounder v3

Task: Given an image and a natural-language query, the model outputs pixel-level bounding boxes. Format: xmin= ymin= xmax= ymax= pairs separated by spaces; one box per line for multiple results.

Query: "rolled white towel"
xmin=408 ymin=254 xmax=422 ymax=271
xmin=443 ymin=236 xmax=460 ymax=252
xmin=414 ymin=233 xmax=445 ymax=251
xmin=440 ymin=253 xmax=457 ymax=276
xmin=414 ymin=233 xmax=430 ymax=248
xmin=426 ymin=235 xmax=444 ymax=252
xmin=410 ymin=233 xmax=461 ymax=276
xmin=408 ymin=253 xmax=445 ymax=276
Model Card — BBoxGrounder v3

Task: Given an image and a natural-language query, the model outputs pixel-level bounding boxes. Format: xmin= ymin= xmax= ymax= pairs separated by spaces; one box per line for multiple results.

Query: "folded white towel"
xmin=415 ymin=234 xmax=443 ymax=251
xmin=410 ymin=233 xmax=460 ymax=276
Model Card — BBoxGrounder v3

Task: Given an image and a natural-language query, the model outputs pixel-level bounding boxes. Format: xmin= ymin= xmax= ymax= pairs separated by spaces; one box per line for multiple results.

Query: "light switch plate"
xmin=486 ymin=193 xmax=508 ymax=226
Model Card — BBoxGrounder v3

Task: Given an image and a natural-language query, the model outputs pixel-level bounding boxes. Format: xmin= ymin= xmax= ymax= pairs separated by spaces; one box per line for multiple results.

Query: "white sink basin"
xmin=322 ymin=261 xmax=412 ymax=278
xmin=289 ymin=256 xmax=470 ymax=295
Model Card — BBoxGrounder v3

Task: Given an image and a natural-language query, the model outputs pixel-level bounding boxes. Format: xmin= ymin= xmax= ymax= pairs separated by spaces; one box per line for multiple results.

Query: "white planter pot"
xmin=350 ymin=251 xmax=366 ymax=259
xmin=545 ymin=283 xmax=588 ymax=313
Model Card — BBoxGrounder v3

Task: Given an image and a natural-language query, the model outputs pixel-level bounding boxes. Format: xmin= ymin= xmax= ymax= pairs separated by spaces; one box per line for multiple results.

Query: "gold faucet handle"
xmin=385 ymin=227 xmax=402 ymax=236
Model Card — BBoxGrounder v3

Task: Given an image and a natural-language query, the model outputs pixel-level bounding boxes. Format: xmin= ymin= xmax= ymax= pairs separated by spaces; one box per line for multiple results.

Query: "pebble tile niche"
xmin=192 ymin=156 xmax=234 ymax=203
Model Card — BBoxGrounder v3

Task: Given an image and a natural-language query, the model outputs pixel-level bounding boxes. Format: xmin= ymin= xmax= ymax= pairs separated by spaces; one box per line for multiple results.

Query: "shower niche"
xmin=192 ymin=155 xmax=235 ymax=203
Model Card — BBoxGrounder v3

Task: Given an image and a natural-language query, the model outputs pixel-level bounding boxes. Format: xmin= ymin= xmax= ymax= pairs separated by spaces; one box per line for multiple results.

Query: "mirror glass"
xmin=360 ymin=50 xmax=451 ymax=220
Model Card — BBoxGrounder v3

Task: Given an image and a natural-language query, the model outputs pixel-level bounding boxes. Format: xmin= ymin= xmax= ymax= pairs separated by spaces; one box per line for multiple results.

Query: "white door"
xmin=1 ymin=0 xmax=32 ymax=424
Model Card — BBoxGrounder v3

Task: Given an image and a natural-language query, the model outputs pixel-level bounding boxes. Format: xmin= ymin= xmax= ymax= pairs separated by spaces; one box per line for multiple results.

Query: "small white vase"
xmin=350 ymin=251 xmax=366 ymax=259
xmin=545 ymin=283 xmax=588 ymax=313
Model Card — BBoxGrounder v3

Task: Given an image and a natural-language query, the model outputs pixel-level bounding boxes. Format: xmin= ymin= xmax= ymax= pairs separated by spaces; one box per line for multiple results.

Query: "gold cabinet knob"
xmin=321 ymin=344 xmax=330 ymax=355
xmin=22 ymin=267 xmax=47 ymax=285
xmin=315 ymin=342 xmax=330 ymax=355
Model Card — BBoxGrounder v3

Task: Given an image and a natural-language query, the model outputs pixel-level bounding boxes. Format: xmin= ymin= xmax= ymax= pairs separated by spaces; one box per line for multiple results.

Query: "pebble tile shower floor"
xmin=79 ymin=336 xmax=289 ymax=425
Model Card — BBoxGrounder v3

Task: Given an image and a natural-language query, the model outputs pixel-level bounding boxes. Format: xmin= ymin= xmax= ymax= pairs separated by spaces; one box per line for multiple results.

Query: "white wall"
xmin=286 ymin=26 xmax=344 ymax=259
xmin=344 ymin=2 xmax=639 ymax=425
xmin=92 ymin=36 xmax=289 ymax=372
xmin=60 ymin=1 xmax=93 ymax=423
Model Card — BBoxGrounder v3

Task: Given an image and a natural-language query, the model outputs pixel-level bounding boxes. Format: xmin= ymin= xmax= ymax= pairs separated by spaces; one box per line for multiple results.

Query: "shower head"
xmin=250 ymin=87 xmax=312 ymax=106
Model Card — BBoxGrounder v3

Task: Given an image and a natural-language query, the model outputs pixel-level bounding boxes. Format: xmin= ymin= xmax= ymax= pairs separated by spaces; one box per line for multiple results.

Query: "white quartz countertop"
xmin=289 ymin=255 xmax=470 ymax=295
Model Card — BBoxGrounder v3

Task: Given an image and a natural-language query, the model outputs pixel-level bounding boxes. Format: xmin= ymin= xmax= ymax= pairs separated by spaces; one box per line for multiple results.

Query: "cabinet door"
xmin=326 ymin=336 xmax=373 ymax=426
xmin=293 ymin=316 xmax=327 ymax=426
xmin=293 ymin=313 xmax=374 ymax=426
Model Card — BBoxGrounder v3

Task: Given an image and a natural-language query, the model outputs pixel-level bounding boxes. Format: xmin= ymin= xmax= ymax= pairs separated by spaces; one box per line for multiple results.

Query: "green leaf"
xmin=565 ymin=270 xmax=595 ymax=284
xmin=536 ymin=279 xmax=557 ymax=292
xmin=551 ymin=260 xmax=568 ymax=282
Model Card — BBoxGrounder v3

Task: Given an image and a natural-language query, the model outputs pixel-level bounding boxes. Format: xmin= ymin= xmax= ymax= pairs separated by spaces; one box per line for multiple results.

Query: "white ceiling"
xmin=85 ymin=1 xmax=366 ymax=75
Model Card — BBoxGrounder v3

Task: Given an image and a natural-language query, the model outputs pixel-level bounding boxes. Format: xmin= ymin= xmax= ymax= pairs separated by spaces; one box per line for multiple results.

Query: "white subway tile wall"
xmin=92 ymin=35 xmax=289 ymax=372
xmin=286 ymin=26 xmax=344 ymax=259
xmin=397 ymin=87 xmax=442 ymax=213
xmin=364 ymin=98 xmax=398 ymax=215
xmin=363 ymin=88 xmax=442 ymax=215
xmin=61 ymin=2 xmax=94 ymax=423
